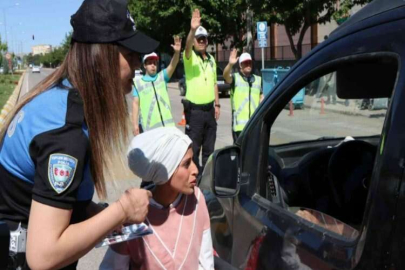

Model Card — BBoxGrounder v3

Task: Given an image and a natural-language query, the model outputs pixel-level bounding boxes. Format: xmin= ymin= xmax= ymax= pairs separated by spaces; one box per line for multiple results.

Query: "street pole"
xmin=262 ymin=48 xmax=264 ymax=70
xmin=2 ymin=3 xmax=20 ymax=51
xmin=246 ymin=9 xmax=252 ymax=53
xmin=3 ymin=9 xmax=7 ymax=45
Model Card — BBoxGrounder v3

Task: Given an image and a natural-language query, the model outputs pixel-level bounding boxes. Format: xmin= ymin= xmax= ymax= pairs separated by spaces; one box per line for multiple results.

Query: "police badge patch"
xmin=48 ymin=154 xmax=78 ymax=194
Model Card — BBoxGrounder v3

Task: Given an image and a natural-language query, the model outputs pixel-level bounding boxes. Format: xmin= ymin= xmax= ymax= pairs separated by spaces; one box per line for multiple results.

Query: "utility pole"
xmin=246 ymin=9 xmax=253 ymax=55
xmin=3 ymin=9 xmax=7 ymax=45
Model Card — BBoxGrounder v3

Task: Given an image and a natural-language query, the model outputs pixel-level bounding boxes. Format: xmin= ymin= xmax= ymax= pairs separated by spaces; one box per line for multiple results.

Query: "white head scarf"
xmin=127 ymin=127 xmax=192 ymax=185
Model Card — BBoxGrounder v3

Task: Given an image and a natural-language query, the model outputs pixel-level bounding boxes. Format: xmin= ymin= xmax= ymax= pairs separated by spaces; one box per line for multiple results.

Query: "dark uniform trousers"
xmin=185 ymin=102 xmax=217 ymax=173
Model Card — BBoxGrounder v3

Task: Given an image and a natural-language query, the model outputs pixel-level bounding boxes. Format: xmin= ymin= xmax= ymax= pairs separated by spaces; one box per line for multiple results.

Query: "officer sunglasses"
xmin=241 ymin=60 xmax=252 ymax=67
xmin=196 ymin=36 xmax=208 ymax=44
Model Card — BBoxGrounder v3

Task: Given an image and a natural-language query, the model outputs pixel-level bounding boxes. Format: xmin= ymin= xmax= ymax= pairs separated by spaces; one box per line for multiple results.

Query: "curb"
xmin=0 ymin=71 xmax=26 ymax=129
xmin=304 ymin=103 xmax=378 ymax=118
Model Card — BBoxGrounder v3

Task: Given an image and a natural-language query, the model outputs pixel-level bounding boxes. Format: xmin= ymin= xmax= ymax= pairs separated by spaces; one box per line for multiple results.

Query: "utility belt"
xmin=1 ymin=221 xmax=28 ymax=269
xmin=182 ymin=99 xmax=214 ymax=112
xmin=9 ymin=222 xmax=27 ymax=254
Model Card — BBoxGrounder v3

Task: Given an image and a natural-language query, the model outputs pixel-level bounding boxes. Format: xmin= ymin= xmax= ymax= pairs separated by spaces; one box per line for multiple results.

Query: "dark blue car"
xmin=199 ymin=0 xmax=405 ymax=269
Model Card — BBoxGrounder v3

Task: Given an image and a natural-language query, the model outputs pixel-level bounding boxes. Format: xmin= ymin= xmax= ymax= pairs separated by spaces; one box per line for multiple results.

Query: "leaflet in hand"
xmin=96 ymin=223 xmax=152 ymax=248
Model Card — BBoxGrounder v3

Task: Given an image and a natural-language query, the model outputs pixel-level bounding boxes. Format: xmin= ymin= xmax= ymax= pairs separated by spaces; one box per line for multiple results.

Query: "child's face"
xmin=169 ymin=148 xmax=198 ymax=195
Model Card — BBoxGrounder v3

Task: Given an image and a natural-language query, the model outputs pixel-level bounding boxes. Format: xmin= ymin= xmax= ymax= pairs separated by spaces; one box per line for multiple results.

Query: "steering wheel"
xmin=328 ymin=140 xmax=376 ymax=224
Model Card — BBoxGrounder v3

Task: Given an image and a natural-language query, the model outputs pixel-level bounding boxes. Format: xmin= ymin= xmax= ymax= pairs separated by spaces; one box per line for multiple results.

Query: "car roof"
xmin=331 ymin=0 xmax=405 ymax=38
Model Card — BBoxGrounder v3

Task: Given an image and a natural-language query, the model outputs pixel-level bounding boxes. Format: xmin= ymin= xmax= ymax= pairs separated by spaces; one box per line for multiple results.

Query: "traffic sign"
xmin=257 ymin=21 xmax=268 ymax=48
xmin=259 ymin=40 xmax=268 ymax=47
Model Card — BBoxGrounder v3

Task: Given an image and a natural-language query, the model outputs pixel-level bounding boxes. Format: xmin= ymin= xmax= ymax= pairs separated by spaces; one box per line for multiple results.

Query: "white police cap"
xmin=239 ymin=53 xmax=252 ymax=64
xmin=195 ymin=26 xmax=208 ymax=38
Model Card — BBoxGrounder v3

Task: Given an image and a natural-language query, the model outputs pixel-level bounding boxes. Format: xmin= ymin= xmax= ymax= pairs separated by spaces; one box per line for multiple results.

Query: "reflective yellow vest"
xmin=134 ymin=72 xmax=174 ymax=131
xmin=231 ymin=73 xmax=261 ymax=132
xmin=183 ymin=51 xmax=216 ymax=104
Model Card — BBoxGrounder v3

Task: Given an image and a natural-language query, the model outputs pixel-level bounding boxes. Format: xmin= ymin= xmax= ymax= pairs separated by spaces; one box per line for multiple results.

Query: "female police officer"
xmin=0 ymin=0 xmax=159 ymax=269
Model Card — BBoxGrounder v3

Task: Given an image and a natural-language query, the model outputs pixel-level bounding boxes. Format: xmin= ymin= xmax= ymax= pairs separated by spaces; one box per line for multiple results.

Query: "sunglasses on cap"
xmin=196 ymin=36 xmax=208 ymax=43
xmin=241 ymin=60 xmax=252 ymax=66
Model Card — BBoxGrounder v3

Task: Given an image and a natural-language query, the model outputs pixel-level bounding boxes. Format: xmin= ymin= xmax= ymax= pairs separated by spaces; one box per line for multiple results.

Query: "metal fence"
xmin=216 ymin=44 xmax=313 ymax=62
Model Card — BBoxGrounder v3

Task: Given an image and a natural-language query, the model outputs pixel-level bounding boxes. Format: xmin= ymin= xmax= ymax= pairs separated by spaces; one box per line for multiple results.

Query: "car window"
xmin=270 ymin=72 xmax=388 ymax=146
xmin=263 ymin=55 xmax=397 ymax=241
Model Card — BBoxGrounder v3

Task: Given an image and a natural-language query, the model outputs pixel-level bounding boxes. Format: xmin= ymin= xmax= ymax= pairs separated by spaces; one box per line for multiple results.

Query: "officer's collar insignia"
xmin=48 ymin=154 xmax=78 ymax=194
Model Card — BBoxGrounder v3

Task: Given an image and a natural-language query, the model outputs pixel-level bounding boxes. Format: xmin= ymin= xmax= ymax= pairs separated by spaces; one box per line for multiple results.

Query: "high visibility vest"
xmin=183 ymin=51 xmax=216 ymax=104
xmin=134 ymin=72 xmax=175 ymax=131
xmin=231 ymin=73 xmax=261 ymax=132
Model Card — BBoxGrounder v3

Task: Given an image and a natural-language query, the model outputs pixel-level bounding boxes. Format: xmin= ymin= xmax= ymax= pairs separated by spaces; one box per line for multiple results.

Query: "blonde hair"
xmin=0 ymin=42 xmax=130 ymax=199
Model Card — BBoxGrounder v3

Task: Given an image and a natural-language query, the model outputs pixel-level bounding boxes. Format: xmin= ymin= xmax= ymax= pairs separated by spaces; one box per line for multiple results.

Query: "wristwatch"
xmin=215 ymin=104 xmax=221 ymax=108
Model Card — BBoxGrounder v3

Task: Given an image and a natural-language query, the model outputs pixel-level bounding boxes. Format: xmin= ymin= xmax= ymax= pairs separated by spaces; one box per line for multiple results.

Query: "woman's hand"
xmin=133 ymin=125 xmax=140 ymax=136
xmin=118 ymin=188 xmax=152 ymax=224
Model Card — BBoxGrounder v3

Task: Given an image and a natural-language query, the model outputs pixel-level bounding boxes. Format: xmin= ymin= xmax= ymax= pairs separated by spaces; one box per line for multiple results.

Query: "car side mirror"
xmin=201 ymin=146 xmax=240 ymax=197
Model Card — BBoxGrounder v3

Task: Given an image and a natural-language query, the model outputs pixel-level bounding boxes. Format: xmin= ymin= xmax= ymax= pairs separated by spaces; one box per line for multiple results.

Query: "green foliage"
xmin=250 ymin=0 xmax=373 ymax=59
xmin=128 ymin=0 xmax=248 ymax=53
xmin=333 ymin=0 xmax=373 ymax=22
xmin=250 ymin=0 xmax=339 ymax=59
xmin=0 ymin=74 xmax=21 ymax=109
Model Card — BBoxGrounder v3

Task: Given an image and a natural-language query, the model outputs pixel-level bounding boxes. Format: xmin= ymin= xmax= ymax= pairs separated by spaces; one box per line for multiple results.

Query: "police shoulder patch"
xmin=48 ymin=154 xmax=78 ymax=194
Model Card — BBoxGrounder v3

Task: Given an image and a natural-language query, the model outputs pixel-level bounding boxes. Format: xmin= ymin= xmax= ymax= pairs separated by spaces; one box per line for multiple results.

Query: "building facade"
xmin=32 ymin=45 xmax=52 ymax=56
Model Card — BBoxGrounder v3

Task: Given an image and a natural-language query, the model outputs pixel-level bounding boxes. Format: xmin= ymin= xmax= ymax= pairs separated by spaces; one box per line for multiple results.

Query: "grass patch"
xmin=0 ymin=74 xmax=21 ymax=109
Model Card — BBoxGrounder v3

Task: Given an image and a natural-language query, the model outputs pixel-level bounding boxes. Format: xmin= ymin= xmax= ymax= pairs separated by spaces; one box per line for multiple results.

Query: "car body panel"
xmin=199 ymin=1 xmax=405 ymax=269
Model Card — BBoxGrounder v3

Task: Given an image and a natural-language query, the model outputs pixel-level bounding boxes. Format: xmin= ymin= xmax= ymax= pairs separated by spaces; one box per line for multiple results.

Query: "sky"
xmin=0 ymin=0 xmax=84 ymax=54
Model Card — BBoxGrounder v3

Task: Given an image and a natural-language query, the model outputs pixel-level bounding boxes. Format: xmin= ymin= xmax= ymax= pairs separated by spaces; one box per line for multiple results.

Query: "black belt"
xmin=190 ymin=101 xmax=214 ymax=111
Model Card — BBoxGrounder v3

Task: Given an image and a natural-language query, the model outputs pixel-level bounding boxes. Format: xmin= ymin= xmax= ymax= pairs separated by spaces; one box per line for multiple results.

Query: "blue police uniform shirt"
xmin=0 ymin=80 xmax=94 ymax=224
xmin=132 ymin=69 xmax=170 ymax=97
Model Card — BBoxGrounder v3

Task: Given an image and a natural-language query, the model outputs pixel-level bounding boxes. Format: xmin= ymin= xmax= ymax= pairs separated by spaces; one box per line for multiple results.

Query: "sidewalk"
xmin=304 ymin=95 xmax=387 ymax=118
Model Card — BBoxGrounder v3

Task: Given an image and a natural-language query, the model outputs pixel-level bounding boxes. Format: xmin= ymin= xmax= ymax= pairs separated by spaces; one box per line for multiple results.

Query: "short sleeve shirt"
xmin=132 ymin=69 xmax=170 ymax=97
xmin=183 ymin=50 xmax=217 ymax=104
xmin=0 ymin=81 xmax=94 ymax=224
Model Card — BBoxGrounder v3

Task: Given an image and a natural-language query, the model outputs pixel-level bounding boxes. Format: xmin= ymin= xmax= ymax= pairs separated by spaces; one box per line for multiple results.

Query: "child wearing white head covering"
xmin=127 ymin=127 xmax=192 ymax=186
xmin=100 ymin=127 xmax=214 ymax=270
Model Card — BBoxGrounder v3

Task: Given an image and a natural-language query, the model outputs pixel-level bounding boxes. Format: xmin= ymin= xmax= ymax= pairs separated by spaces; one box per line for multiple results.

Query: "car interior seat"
xmin=327 ymin=140 xmax=376 ymax=227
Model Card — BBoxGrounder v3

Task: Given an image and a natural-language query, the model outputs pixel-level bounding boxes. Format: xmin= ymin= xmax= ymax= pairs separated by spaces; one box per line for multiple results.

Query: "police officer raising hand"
xmin=229 ymin=48 xmax=239 ymax=66
xmin=171 ymin=35 xmax=182 ymax=54
xmin=132 ymin=35 xmax=181 ymax=136
xmin=190 ymin=8 xmax=201 ymax=32
xmin=224 ymin=50 xmax=264 ymax=143
xmin=183 ymin=8 xmax=220 ymax=175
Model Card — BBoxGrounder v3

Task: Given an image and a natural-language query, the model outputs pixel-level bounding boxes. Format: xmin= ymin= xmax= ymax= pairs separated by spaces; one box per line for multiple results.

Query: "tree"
xmin=250 ymin=0 xmax=373 ymax=59
xmin=128 ymin=0 xmax=248 ymax=53
xmin=0 ymin=35 xmax=8 ymax=70
xmin=60 ymin=31 xmax=72 ymax=56
xmin=334 ymin=0 xmax=372 ymax=23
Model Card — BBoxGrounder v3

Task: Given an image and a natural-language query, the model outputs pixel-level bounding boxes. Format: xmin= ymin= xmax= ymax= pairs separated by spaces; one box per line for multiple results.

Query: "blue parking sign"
xmin=257 ymin=21 xmax=268 ymax=48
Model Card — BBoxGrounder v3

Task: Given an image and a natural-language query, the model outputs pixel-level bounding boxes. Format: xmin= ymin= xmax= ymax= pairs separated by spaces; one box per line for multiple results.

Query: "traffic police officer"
xmin=224 ymin=49 xmax=264 ymax=142
xmin=132 ymin=36 xmax=182 ymax=135
xmin=183 ymin=9 xmax=220 ymax=173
